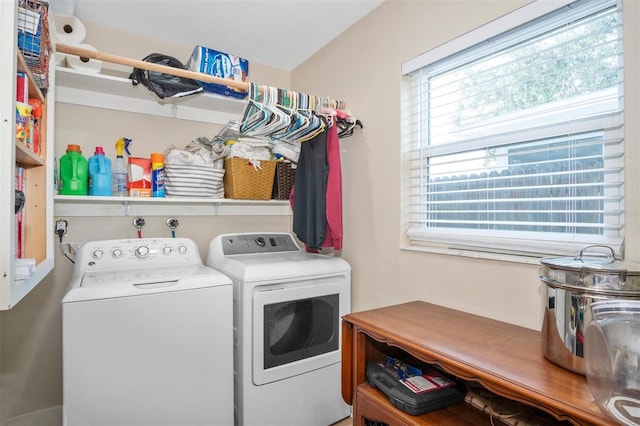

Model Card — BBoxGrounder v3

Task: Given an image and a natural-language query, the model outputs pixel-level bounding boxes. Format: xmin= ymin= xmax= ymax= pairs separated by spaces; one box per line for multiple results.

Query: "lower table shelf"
xmin=355 ymin=383 xmax=491 ymax=426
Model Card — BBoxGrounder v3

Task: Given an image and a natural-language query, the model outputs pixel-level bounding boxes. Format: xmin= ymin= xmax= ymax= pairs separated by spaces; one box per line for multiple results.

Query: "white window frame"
xmin=401 ymin=0 xmax=624 ymax=261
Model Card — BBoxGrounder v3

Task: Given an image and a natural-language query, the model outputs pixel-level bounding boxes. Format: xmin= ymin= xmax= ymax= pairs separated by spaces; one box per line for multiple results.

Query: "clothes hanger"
xmin=337 ymin=116 xmax=364 ymax=138
xmin=250 ymin=86 xmax=290 ymax=138
xmin=282 ymin=92 xmax=313 ymax=142
xmin=239 ymin=83 xmax=272 ymax=134
xmin=295 ymin=104 xmax=325 ymax=142
xmin=269 ymin=88 xmax=296 ymax=139
xmin=271 ymin=89 xmax=298 ymax=140
xmin=275 ymin=90 xmax=312 ymax=143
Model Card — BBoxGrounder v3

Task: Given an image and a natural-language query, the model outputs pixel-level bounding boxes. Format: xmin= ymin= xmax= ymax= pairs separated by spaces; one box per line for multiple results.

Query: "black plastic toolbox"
xmin=366 ymin=356 xmax=467 ymax=416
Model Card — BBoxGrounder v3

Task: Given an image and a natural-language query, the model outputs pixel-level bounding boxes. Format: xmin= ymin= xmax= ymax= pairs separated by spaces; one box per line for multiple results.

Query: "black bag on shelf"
xmin=366 ymin=356 xmax=467 ymax=416
xmin=129 ymin=53 xmax=204 ymax=99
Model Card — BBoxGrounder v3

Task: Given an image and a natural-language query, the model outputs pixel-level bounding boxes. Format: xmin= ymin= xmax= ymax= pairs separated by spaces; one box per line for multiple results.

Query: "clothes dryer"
xmin=207 ymin=232 xmax=351 ymax=426
xmin=62 ymin=238 xmax=233 ymax=426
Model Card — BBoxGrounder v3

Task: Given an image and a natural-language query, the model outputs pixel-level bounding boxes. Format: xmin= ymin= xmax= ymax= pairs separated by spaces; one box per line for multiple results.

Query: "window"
xmin=402 ymin=0 xmax=624 ymax=257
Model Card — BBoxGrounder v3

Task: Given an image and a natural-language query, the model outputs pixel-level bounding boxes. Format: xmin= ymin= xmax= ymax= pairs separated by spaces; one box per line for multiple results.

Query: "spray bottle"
xmin=112 ymin=137 xmax=130 ymax=197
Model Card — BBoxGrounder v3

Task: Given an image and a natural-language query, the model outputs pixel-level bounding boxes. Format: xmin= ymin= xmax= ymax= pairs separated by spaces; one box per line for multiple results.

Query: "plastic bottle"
xmin=112 ymin=138 xmax=129 ymax=196
xmin=151 ymin=152 xmax=165 ymax=197
xmin=59 ymin=144 xmax=88 ymax=196
xmin=88 ymin=146 xmax=112 ymax=196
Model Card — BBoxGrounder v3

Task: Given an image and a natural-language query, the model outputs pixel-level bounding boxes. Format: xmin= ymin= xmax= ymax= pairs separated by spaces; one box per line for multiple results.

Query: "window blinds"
xmin=402 ymin=0 xmax=624 ymax=257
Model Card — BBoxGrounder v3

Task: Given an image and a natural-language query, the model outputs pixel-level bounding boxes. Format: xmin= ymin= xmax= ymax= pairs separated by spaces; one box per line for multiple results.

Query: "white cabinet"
xmin=0 ymin=0 xmax=54 ymax=309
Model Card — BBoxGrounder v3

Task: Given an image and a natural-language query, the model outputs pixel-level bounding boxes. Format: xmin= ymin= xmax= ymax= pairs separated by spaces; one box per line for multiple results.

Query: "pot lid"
xmin=540 ymin=245 xmax=640 ymax=276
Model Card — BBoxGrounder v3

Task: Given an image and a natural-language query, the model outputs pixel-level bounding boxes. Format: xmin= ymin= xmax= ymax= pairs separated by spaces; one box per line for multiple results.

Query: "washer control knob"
xmin=162 ymin=247 xmax=172 ymax=255
xmin=135 ymin=246 xmax=150 ymax=258
xmin=112 ymin=249 xmax=123 ymax=258
xmin=178 ymin=245 xmax=187 ymax=255
xmin=92 ymin=249 xmax=104 ymax=259
xmin=255 ymin=237 xmax=266 ymax=247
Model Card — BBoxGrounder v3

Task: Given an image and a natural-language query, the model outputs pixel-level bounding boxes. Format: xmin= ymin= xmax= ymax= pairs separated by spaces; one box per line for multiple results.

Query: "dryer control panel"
xmin=219 ymin=233 xmax=301 ymax=255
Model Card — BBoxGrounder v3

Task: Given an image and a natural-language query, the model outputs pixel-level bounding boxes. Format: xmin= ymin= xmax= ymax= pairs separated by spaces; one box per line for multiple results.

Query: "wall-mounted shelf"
xmin=55 ymin=66 xmax=245 ymax=125
xmin=54 ymin=195 xmax=292 ymax=217
xmin=53 ymin=56 xmax=293 ymax=219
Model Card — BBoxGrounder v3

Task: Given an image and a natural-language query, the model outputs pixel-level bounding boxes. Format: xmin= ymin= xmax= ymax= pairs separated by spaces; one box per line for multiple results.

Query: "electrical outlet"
xmin=56 ymin=219 xmax=68 ymax=234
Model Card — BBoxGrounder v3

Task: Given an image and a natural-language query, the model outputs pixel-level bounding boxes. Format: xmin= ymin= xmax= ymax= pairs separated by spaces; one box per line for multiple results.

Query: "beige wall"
xmin=292 ymin=0 xmax=542 ymax=324
xmin=292 ymin=0 xmax=640 ymax=324
xmin=2 ymin=0 xmax=639 ymax=423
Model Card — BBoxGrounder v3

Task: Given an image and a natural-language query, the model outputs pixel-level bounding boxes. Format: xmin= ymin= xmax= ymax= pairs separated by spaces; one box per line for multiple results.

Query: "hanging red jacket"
xmin=320 ymin=123 xmax=343 ymax=251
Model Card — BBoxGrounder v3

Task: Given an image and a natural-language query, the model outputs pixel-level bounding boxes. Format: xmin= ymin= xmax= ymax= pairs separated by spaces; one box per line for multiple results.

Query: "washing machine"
xmin=62 ymin=238 xmax=233 ymax=426
xmin=206 ymin=232 xmax=351 ymax=426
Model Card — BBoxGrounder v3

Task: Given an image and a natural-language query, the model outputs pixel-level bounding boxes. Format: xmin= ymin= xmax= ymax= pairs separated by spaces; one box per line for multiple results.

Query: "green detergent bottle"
xmin=59 ymin=144 xmax=88 ymax=195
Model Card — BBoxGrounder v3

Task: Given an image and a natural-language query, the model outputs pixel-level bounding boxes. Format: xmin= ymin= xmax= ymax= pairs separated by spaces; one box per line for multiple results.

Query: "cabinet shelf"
xmin=15 ymin=142 xmax=44 ymax=166
xmin=17 ymin=50 xmax=45 ymax=103
xmin=1 ymin=0 xmax=54 ymax=310
xmin=54 ymin=195 xmax=292 ymax=217
xmin=55 ymin=66 xmax=246 ymax=124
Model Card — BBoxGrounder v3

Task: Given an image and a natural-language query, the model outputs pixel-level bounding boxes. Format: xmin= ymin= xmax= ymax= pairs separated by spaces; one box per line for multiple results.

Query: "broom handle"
xmin=57 ymin=43 xmax=249 ymax=92
xmin=57 ymin=43 xmax=347 ymax=109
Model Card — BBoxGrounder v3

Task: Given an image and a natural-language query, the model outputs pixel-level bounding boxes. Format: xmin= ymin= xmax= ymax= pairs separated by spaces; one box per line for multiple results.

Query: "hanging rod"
xmin=56 ymin=43 xmax=346 ymax=109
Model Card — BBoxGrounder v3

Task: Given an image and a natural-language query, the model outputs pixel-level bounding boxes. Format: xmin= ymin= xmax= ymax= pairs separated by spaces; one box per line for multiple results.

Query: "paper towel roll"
xmin=54 ymin=15 xmax=86 ymax=45
xmin=66 ymin=44 xmax=102 ymax=74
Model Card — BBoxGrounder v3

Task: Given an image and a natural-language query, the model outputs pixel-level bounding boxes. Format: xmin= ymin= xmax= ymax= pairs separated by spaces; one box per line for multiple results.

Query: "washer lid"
xmin=63 ymin=264 xmax=231 ymax=303
xmin=82 ymin=264 xmax=227 ymax=287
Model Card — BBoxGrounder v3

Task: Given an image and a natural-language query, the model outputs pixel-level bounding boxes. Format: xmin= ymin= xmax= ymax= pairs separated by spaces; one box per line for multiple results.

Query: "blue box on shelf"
xmin=187 ymin=45 xmax=249 ymax=99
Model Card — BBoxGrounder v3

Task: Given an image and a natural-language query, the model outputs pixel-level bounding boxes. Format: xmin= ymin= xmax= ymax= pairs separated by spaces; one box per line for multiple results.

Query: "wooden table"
xmin=341 ymin=301 xmax=615 ymax=426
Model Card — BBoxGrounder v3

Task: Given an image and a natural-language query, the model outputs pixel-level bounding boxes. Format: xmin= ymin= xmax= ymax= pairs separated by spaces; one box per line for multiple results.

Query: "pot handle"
xmin=575 ymin=245 xmax=618 ymax=262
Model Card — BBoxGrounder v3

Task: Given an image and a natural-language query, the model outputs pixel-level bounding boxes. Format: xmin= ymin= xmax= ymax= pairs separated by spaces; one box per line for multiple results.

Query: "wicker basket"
xmin=272 ymin=162 xmax=296 ymax=200
xmin=224 ymin=157 xmax=276 ymax=200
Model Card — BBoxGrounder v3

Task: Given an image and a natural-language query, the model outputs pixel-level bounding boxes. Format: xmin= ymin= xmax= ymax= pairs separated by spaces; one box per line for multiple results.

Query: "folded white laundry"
xmin=228 ymin=140 xmax=272 ymax=161
xmin=165 ymin=149 xmax=206 ymax=166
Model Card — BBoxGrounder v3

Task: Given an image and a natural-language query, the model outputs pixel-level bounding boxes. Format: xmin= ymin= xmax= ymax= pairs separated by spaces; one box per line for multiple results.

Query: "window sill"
xmin=400 ymin=244 xmax=542 ymax=266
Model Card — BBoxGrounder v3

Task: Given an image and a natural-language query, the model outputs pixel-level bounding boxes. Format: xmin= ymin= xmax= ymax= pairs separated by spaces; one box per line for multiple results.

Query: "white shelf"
xmin=54 ymin=195 xmax=292 ymax=217
xmin=53 ymin=66 xmax=292 ymax=218
xmin=55 ymin=67 xmax=246 ymax=124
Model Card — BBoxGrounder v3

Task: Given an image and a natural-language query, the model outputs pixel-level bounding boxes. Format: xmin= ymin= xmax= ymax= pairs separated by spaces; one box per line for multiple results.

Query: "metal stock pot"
xmin=540 ymin=245 xmax=640 ymax=375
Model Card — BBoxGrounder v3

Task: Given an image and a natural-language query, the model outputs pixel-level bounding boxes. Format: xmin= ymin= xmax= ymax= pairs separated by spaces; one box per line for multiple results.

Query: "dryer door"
xmin=252 ymin=277 xmax=348 ymax=385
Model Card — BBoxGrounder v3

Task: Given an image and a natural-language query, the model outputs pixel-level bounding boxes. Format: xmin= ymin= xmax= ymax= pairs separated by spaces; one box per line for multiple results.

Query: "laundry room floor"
xmin=331 ymin=416 xmax=353 ymax=426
